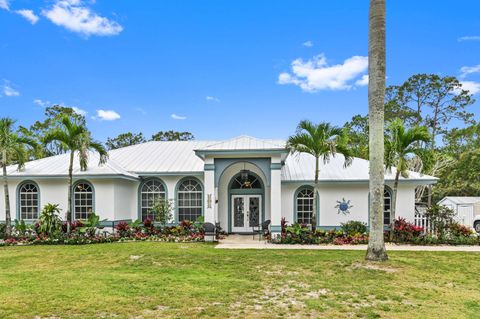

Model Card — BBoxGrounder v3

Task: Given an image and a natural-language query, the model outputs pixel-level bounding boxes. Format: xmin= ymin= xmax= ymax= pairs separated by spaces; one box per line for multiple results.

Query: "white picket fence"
xmin=414 ymin=212 xmax=435 ymax=234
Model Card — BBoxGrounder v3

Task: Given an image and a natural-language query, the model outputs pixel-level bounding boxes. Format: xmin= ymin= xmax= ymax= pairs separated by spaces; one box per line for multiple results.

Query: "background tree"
xmin=22 ymin=105 xmax=86 ymax=157
xmin=366 ymin=0 xmax=388 ymax=261
xmin=287 ymin=120 xmax=353 ymax=230
xmin=0 ymin=118 xmax=37 ymax=237
xmin=384 ymin=119 xmax=430 ymax=240
xmin=106 ymin=132 xmax=146 ymax=150
xmin=43 ymin=115 xmax=108 ymax=226
xmin=151 ymin=130 xmax=194 ymax=141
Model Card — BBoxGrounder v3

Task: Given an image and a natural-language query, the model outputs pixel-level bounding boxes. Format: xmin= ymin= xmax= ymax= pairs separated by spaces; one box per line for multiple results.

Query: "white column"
xmin=270 ymin=162 xmax=282 ymax=236
xmin=203 ymin=158 xmax=216 ymax=225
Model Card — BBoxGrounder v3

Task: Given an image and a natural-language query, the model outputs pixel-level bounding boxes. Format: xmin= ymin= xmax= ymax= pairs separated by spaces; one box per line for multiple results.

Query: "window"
xmin=140 ymin=179 xmax=166 ymax=220
xmin=18 ymin=182 xmax=39 ymax=220
xmin=73 ymin=182 xmax=94 ymax=220
xmin=296 ymin=187 xmax=314 ymax=225
xmin=177 ymin=178 xmax=203 ymax=222
xmin=230 ymin=173 xmax=262 ymax=189
xmin=384 ymin=187 xmax=392 ymax=225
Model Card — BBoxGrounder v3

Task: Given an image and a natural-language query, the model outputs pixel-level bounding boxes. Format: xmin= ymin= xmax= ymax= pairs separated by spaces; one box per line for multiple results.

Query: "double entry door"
xmin=231 ymin=195 xmax=262 ymax=233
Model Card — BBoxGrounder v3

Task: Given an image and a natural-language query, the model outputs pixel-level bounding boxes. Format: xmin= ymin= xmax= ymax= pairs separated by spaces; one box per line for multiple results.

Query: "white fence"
xmin=414 ymin=212 xmax=434 ymax=234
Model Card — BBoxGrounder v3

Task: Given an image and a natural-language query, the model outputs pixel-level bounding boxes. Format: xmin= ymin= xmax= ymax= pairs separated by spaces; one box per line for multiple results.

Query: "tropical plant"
xmin=366 ymin=0 xmax=388 ymax=261
xmin=38 ymin=204 xmax=63 ymax=237
xmin=341 ymin=221 xmax=367 ymax=236
xmin=13 ymin=219 xmax=32 ymax=237
xmin=150 ymin=199 xmax=174 ymax=227
xmin=384 ymin=119 xmax=430 ymax=240
xmin=424 ymin=204 xmax=456 ymax=240
xmin=287 ymin=120 xmax=353 ymax=230
xmin=77 ymin=213 xmax=106 ymax=237
xmin=0 ymin=118 xmax=38 ymax=237
xmin=43 ymin=115 xmax=108 ymax=228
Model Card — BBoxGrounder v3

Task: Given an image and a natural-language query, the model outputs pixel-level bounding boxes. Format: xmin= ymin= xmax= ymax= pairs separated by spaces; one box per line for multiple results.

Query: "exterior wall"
xmin=113 ymin=180 xmax=138 ymax=221
xmin=281 ymin=182 xmax=418 ymax=228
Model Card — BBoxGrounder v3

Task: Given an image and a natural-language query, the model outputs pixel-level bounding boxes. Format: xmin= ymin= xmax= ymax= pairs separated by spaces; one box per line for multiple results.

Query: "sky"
xmin=1 ymin=0 xmax=479 ymax=142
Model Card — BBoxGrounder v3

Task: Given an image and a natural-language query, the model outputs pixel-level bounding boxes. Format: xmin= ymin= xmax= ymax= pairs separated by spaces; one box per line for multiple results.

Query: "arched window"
xmin=296 ymin=187 xmax=314 ymax=225
xmin=18 ymin=182 xmax=39 ymax=220
xmin=73 ymin=182 xmax=94 ymax=220
xmin=140 ymin=179 xmax=166 ymax=220
xmin=384 ymin=187 xmax=392 ymax=225
xmin=177 ymin=178 xmax=203 ymax=222
xmin=230 ymin=172 xmax=262 ymax=189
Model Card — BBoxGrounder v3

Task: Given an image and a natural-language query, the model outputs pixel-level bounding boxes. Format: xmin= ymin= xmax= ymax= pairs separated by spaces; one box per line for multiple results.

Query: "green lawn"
xmin=0 ymin=243 xmax=479 ymax=319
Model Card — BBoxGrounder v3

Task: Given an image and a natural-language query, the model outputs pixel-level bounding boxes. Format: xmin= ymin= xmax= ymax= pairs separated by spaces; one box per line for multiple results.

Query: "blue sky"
xmin=1 ymin=0 xmax=479 ymax=142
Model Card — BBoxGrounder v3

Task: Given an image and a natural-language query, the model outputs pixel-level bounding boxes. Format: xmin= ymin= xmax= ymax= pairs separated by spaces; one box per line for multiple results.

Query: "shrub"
xmin=115 ymin=221 xmax=130 ymax=237
xmin=424 ymin=204 xmax=456 ymax=239
xmin=38 ymin=204 xmax=63 ymax=237
xmin=341 ymin=221 xmax=367 ymax=236
xmin=0 ymin=223 xmax=6 ymax=239
xmin=392 ymin=217 xmax=423 ymax=243
xmin=151 ymin=199 xmax=174 ymax=227
xmin=448 ymin=223 xmax=473 ymax=237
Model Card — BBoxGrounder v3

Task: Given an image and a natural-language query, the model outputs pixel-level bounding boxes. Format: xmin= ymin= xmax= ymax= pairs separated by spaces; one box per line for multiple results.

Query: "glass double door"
xmin=231 ymin=195 xmax=262 ymax=232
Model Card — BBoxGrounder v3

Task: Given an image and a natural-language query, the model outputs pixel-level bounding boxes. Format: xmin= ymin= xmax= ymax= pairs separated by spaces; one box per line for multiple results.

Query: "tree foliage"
xmin=106 ymin=132 xmax=146 ymax=150
xmin=151 ymin=130 xmax=194 ymax=141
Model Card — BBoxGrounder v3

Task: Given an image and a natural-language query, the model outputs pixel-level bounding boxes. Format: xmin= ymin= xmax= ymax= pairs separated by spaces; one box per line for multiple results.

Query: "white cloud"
xmin=458 ymin=36 xmax=480 ymax=42
xmin=0 ymin=0 xmax=9 ymax=10
xmin=95 ymin=109 xmax=120 ymax=121
xmin=206 ymin=96 xmax=220 ymax=102
xmin=302 ymin=40 xmax=313 ymax=47
xmin=16 ymin=9 xmax=40 ymax=24
xmin=459 ymin=81 xmax=480 ymax=95
xmin=72 ymin=106 xmax=87 ymax=116
xmin=171 ymin=113 xmax=186 ymax=120
xmin=460 ymin=64 xmax=480 ymax=78
xmin=2 ymin=82 xmax=20 ymax=97
xmin=355 ymin=74 xmax=369 ymax=86
xmin=278 ymin=54 xmax=368 ymax=92
xmin=42 ymin=0 xmax=123 ymax=37
xmin=33 ymin=99 xmax=50 ymax=107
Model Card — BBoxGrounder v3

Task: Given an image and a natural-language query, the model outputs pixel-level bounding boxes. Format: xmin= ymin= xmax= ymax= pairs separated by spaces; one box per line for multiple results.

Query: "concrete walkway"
xmin=215 ymin=234 xmax=480 ymax=252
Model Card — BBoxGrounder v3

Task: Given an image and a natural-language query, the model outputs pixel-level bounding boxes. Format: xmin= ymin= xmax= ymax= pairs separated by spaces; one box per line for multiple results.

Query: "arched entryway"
xmin=228 ymin=171 xmax=265 ymax=233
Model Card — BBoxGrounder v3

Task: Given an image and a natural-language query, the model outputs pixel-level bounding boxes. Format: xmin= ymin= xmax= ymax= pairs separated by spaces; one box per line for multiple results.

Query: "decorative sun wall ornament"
xmin=335 ymin=198 xmax=353 ymax=215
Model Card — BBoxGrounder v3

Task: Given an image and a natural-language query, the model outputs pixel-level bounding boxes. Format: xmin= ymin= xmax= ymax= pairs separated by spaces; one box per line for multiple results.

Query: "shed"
xmin=438 ymin=197 xmax=480 ymax=227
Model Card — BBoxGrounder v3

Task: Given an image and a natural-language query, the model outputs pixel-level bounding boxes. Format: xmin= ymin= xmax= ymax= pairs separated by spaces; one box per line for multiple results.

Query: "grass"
xmin=0 ymin=242 xmax=479 ymax=318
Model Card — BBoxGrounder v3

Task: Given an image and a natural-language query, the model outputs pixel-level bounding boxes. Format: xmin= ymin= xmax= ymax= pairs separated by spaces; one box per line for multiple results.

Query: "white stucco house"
xmin=0 ymin=136 xmax=437 ymax=235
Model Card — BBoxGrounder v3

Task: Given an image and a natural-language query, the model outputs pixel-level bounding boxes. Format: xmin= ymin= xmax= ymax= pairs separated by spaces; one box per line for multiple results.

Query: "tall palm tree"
xmin=0 ymin=118 xmax=37 ymax=237
xmin=43 ymin=115 xmax=108 ymax=226
xmin=385 ymin=119 xmax=430 ymax=240
xmin=287 ymin=120 xmax=353 ymax=230
xmin=366 ymin=0 xmax=388 ymax=261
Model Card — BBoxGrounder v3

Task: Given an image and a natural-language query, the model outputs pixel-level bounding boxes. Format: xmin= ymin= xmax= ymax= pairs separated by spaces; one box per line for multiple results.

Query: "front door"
xmin=231 ymin=195 xmax=262 ymax=232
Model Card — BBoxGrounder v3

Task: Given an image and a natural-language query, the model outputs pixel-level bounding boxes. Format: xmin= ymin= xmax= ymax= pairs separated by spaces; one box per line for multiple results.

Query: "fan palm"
xmin=0 ymin=118 xmax=38 ymax=237
xmin=385 ymin=118 xmax=430 ymax=240
xmin=287 ymin=120 xmax=353 ymax=230
xmin=43 ymin=115 xmax=108 ymax=226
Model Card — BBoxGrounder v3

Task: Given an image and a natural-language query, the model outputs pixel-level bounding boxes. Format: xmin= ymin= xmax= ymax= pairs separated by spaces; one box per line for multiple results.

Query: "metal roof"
xmin=439 ymin=197 xmax=480 ymax=205
xmin=6 ymin=136 xmax=437 ymax=183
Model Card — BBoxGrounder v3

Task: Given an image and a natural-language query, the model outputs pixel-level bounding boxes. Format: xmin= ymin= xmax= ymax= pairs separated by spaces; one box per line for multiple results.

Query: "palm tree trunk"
xmin=311 ymin=156 xmax=320 ymax=231
xmin=67 ymin=151 xmax=74 ymax=231
xmin=389 ymin=170 xmax=400 ymax=241
xmin=366 ymin=0 xmax=388 ymax=261
xmin=2 ymin=150 xmax=11 ymax=237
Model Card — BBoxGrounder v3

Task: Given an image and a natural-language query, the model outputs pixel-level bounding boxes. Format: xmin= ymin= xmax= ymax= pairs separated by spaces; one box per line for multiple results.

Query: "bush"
xmin=392 ymin=217 xmax=424 ymax=243
xmin=0 ymin=223 xmax=6 ymax=239
xmin=448 ymin=223 xmax=474 ymax=237
xmin=341 ymin=221 xmax=367 ymax=236
xmin=424 ymin=204 xmax=456 ymax=239
xmin=115 ymin=221 xmax=130 ymax=238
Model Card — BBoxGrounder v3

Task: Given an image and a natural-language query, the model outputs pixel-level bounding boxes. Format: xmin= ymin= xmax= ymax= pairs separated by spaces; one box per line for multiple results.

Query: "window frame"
xmin=138 ymin=178 xmax=168 ymax=221
xmin=294 ymin=186 xmax=316 ymax=225
xmin=175 ymin=177 xmax=204 ymax=222
xmin=17 ymin=181 xmax=40 ymax=221
xmin=72 ymin=180 xmax=95 ymax=220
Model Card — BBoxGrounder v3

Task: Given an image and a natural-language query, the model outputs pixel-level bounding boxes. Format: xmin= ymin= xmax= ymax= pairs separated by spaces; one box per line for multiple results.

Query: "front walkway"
xmin=216 ymin=234 xmax=480 ymax=252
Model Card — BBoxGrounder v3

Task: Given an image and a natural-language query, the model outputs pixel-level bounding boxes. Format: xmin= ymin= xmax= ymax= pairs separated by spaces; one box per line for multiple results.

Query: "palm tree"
xmin=43 ymin=115 xmax=108 ymax=227
xmin=366 ymin=0 xmax=388 ymax=261
xmin=0 ymin=118 xmax=37 ymax=237
xmin=287 ymin=120 xmax=353 ymax=230
xmin=385 ymin=119 xmax=430 ymax=241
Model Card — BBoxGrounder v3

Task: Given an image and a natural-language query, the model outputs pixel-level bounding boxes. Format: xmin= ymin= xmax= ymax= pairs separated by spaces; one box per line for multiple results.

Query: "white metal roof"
xmin=6 ymin=136 xmax=437 ymax=183
xmin=195 ymin=135 xmax=286 ymax=152
xmin=439 ymin=197 xmax=480 ymax=205
xmin=282 ymin=152 xmax=437 ymax=183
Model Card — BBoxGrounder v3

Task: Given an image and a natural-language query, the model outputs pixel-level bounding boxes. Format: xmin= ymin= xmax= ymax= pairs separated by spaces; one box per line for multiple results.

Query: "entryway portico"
xmin=194 ymin=136 xmax=288 ymax=235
